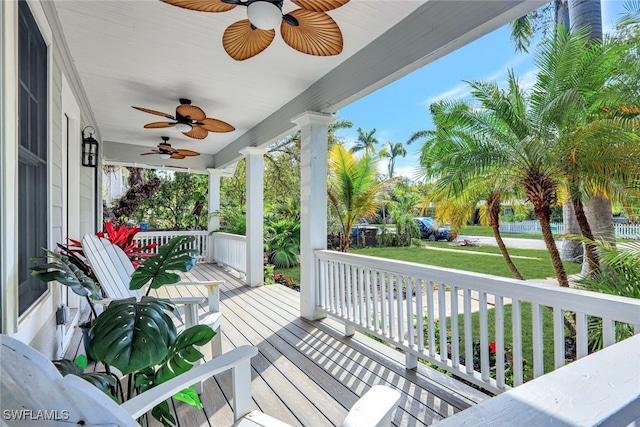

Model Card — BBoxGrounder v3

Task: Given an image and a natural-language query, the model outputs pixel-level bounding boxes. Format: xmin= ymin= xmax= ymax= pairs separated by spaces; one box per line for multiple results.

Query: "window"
xmin=18 ymin=0 xmax=48 ymax=315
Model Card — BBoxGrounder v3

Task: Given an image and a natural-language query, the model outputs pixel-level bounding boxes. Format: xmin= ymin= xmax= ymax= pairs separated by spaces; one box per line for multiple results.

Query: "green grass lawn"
xmin=430 ymin=301 xmax=558 ymax=384
xmin=350 ymin=244 xmax=581 ymax=280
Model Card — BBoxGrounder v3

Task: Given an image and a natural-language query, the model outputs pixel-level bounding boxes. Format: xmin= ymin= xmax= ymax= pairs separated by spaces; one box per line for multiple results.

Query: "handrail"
xmin=210 ymin=232 xmax=247 ymax=274
xmin=134 ymin=230 xmax=209 ymax=261
xmin=315 ymin=249 xmax=640 ymax=394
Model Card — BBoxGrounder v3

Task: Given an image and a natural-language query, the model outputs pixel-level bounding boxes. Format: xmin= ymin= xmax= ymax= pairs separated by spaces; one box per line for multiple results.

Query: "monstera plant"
xmin=87 ymin=236 xmax=213 ymax=426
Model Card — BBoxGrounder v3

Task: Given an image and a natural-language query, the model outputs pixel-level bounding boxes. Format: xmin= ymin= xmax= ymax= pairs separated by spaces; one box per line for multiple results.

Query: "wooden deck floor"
xmin=65 ymin=263 xmax=487 ymax=426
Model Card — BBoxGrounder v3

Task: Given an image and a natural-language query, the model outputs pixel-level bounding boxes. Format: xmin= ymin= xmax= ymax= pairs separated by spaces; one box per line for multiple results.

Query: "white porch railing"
xmin=211 ymin=232 xmax=246 ymax=274
xmin=134 ymin=230 xmax=209 ymax=262
xmin=500 ymin=220 xmax=640 ymax=238
xmin=315 ymin=250 xmax=640 ymax=394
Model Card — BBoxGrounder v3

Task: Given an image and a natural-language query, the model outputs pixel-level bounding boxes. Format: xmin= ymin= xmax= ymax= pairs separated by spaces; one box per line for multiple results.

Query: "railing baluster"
xmin=450 ymin=286 xmax=459 ymax=369
xmin=512 ymin=298 xmax=523 ymax=386
xmin=602 ymin=318 xmax=615 ymax=348
xmin=407 ymin=277 xmax=414 ymax=349
xmin=319 ymin=258 xmax=326 ymax=309
xmin=426 ymin=281 xmax=435 ymax=358
xmin=388 ymin=272 xmax=395 ymax=340
xmin=338 ymin=262 xmax=345 ymax=318
xmin=495 ymin=295 xmax=505 ymax=389
xmin=479 ymin=292 xmax=489 ymax=382
xmin=381 ymin=272 xmax=387 ymax=337
xmin=553 ymin=307 xmax=565 ymax=369
xmin=532 ymin=302 xmax=544 ymax=378
xmin=438 ymin=283 xmax=447 ymax=363
xmin=417 ymin=280 xmax=425 ymax=353
xmin=397 ymin=274 xmax=404 ymax=343
xmin=346 ymin=264 xmax=353 ymax=321
xmin=365 ymin=268 xmax=372 ymax=329
xmin=464 ymin=288 xmax=473 ymax=374
xmin=576 ymin=312 xmax=588 ymax=359
xmin=372 ymin=270 xmax=379 ymax=333
xmin=359 ymin=267 xmax=365 ymax=326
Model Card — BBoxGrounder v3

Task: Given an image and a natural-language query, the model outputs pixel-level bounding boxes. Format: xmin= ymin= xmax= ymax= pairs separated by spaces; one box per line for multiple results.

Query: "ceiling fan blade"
xmin=160 ymin=0 xmax=237 ymax=12
xmin=291 ymin=0 xmax=349 ymax=12
xmin=199 ymin=118 xmax=235 ymax=133
xmin=183 ymin=126 xmax=209 ymax=139
xmin=281 ymin=10 xmax=343 ymax=56
xmin=132 ymin=106 xmax=175 ymax=119
xmin=176 ymin=104 xmax=206 ymax=121
xmin=144 ymin=121 xmax=175 ymax=129
xmin=141 ymin=152 xmax=160 ymax=155
xmin=175 ymin=149 xmax=200 ymax=156
xmin=170 ymin=153 xmax=187 ymax=159
xmin=158 ymin=143 xmax=177 ymax=152
xmin=223 ymin=19 xmax=275 ymax=61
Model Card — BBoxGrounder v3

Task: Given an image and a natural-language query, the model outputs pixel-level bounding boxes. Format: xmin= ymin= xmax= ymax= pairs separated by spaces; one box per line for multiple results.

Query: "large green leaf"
xmin=89 ymin=297 xmax=178 ymax=375
xmin=156 ymin=325 xmax=214 ymax=385
xmin=31 ymin=249 xmax=102 ymax=299
xmin=53 ymin=359 xmax=116 ymax=395
xmin=129 ymin=236 xmax=198 ymax=290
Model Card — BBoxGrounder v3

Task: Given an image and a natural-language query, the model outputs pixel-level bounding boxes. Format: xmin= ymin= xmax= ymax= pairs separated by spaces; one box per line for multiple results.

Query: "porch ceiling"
xmin=55 ymin=0 xmax=543 ymax=171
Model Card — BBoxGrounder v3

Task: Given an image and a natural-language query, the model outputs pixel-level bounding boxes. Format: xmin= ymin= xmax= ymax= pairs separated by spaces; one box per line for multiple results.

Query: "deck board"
xmin=66 ymin=262 xmax=486 ymax=426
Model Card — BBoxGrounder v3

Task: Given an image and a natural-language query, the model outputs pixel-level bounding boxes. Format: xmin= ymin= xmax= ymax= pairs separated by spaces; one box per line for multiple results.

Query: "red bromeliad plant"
xmin=66 ymin=221 xmax=157 ymax=268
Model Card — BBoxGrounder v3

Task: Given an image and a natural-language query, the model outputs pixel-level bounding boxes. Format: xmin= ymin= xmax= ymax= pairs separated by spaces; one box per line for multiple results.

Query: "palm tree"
xmin=351 ymin=127 xmax=379 ymax=154
xmin=380 ymin=142 xmax=407 ymax=178
xmin=328 ymin=119 xmax=354 ymax=149
xmin=327 ymin=144 xmax=388 ymax=252
xmin=410 ymin=100 xmax=527 ymax=280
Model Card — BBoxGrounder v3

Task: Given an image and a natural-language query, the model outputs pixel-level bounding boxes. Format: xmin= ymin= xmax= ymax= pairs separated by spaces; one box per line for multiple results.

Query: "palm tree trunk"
xmin=568 ymin=0 xmax=602 ymax=40
xmin=561 ymin=202 xmax=582 ymax=261
xmin=571 ymin=196 xmax=600 ymax=271
xmin=538 ymin=209 xmax=570 ymax=287
xmin=488 ymin=194 xmax=524 ymax=280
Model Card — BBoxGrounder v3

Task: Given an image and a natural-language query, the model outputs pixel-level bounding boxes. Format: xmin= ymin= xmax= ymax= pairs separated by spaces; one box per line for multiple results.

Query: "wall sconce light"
xmin=82 ymin=126 xmax=99 ymax=168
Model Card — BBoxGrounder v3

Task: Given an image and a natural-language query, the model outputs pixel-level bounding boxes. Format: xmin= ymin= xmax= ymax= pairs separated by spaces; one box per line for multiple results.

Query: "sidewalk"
xmin=456 ymin=235 xmax=561 ymax=251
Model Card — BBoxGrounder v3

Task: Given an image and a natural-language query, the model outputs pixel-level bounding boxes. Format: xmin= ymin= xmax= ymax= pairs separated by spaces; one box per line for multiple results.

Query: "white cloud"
xmin=518 ymin=68 xmax=538 ymax=92
xmin=424 ymin=83 xmax=471 ymax=107
xmin=423 ymin=55 xmax=528 ymax=108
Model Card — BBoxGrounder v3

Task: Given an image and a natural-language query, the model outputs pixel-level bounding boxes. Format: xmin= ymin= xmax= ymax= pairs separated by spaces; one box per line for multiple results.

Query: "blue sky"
xmin=335 ymin=0 xmax=629 ymax=180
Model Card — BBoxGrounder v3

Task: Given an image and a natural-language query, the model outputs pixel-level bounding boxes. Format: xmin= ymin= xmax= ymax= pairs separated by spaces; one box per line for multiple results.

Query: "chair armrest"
xmin=340 ymin=385 xmax=401 ymax=427
xmin=121 ymin=345 xmax=258 ymax=420
xmin=167 ymin=296 xmax=206 ymax=305
xmin=164 ymin=281 xmax=223 ymax=312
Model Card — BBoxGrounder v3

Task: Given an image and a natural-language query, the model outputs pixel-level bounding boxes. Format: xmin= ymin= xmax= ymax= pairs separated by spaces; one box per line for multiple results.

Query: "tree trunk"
xmin=488 ymin=194 xmax=524 ymax=280
xmin=571 ymin=196 xmax=600 ymax=272
xmin=555 ymin=0 xmax=570 ymax=32
xmin=561 ymin=202 xmax=582 ymax=261
xmin=568 ymin=0 xmax=602 ymax=40
xmin=538 ymin=207 xmax=569 ymax=287
xmin=582 ymin=195 xmax=615 ymax=275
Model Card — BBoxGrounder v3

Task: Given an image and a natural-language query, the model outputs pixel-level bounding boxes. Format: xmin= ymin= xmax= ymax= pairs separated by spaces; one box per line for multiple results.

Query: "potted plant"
xmin=36 ymin=236 xmax=216 ymax=426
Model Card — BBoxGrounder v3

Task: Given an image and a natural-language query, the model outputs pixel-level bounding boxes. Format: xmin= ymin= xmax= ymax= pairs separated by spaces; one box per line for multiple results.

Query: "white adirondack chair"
xmin=81 ymin=234 xmax=224 ymax=357
xmin=1 ymin=335 xmax=401 ymax=427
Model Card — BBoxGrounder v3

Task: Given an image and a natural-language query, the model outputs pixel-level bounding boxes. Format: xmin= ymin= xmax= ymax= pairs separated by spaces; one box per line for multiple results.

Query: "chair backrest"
xmin=82 ymin=234 xmax=142 ymax=299
xmin=1 ymin=334 xmax=137 ymax=426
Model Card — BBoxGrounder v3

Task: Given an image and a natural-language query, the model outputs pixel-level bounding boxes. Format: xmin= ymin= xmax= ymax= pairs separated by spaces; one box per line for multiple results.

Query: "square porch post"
xmin=240 ymin=147 xmax=267 ymax=287
xmin=292 ymin=111 xmax=335 ymax=320
xmin=207 ymin=169 xmax=223 ymax=263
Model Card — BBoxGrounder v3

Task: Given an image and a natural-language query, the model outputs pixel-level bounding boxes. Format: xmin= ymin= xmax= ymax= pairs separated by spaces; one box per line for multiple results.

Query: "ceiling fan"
xmin=132 ymin=98 xmax=235 ymax=140
xmin=161 ymin=0 xmax=349 ymax=61
xmin=141 ymin=136 xmax=201 ymax=159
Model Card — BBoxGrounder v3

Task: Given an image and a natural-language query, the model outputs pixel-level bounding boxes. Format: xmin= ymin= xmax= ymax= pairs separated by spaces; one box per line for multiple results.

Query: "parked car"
xmin=413 ymin=217 xmax=453 ymax=241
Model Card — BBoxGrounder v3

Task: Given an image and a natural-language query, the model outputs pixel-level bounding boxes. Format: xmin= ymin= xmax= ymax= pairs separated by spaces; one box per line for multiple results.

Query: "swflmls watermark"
xmin=3 ymin=409 xmax=70 ymax=421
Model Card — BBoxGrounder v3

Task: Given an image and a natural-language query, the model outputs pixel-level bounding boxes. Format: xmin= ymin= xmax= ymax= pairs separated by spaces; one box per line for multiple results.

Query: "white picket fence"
xmin=499 ymin=220 xmax=640 ymax=239
xmin=315 ymin=249 xmax=640 ymax=394
xmin=134 ymin=230 xmax=209 ymax=262
xmin=210 ymin=232 xmax=247 ymax=274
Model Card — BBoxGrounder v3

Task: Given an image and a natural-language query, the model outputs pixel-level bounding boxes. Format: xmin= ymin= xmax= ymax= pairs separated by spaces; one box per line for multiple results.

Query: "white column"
xmin=207 ymin=169 xmax=224 ymax=263
xmin=1 ymin=0 xmax=19 ymax=335
xmin=292 ymin=111 xmax=335 ymax=320
xmin=239 ymin=147 xmax=267 ymax=287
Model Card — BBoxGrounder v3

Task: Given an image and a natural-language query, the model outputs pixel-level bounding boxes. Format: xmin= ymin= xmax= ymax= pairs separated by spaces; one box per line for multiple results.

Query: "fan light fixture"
xmin=174 ymin=122 xmax=192 ymax=133
xmin=247 ymin=1 xmax=282 ymax=29
xmin=159 ymin=153 xmax=172 ymax=160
